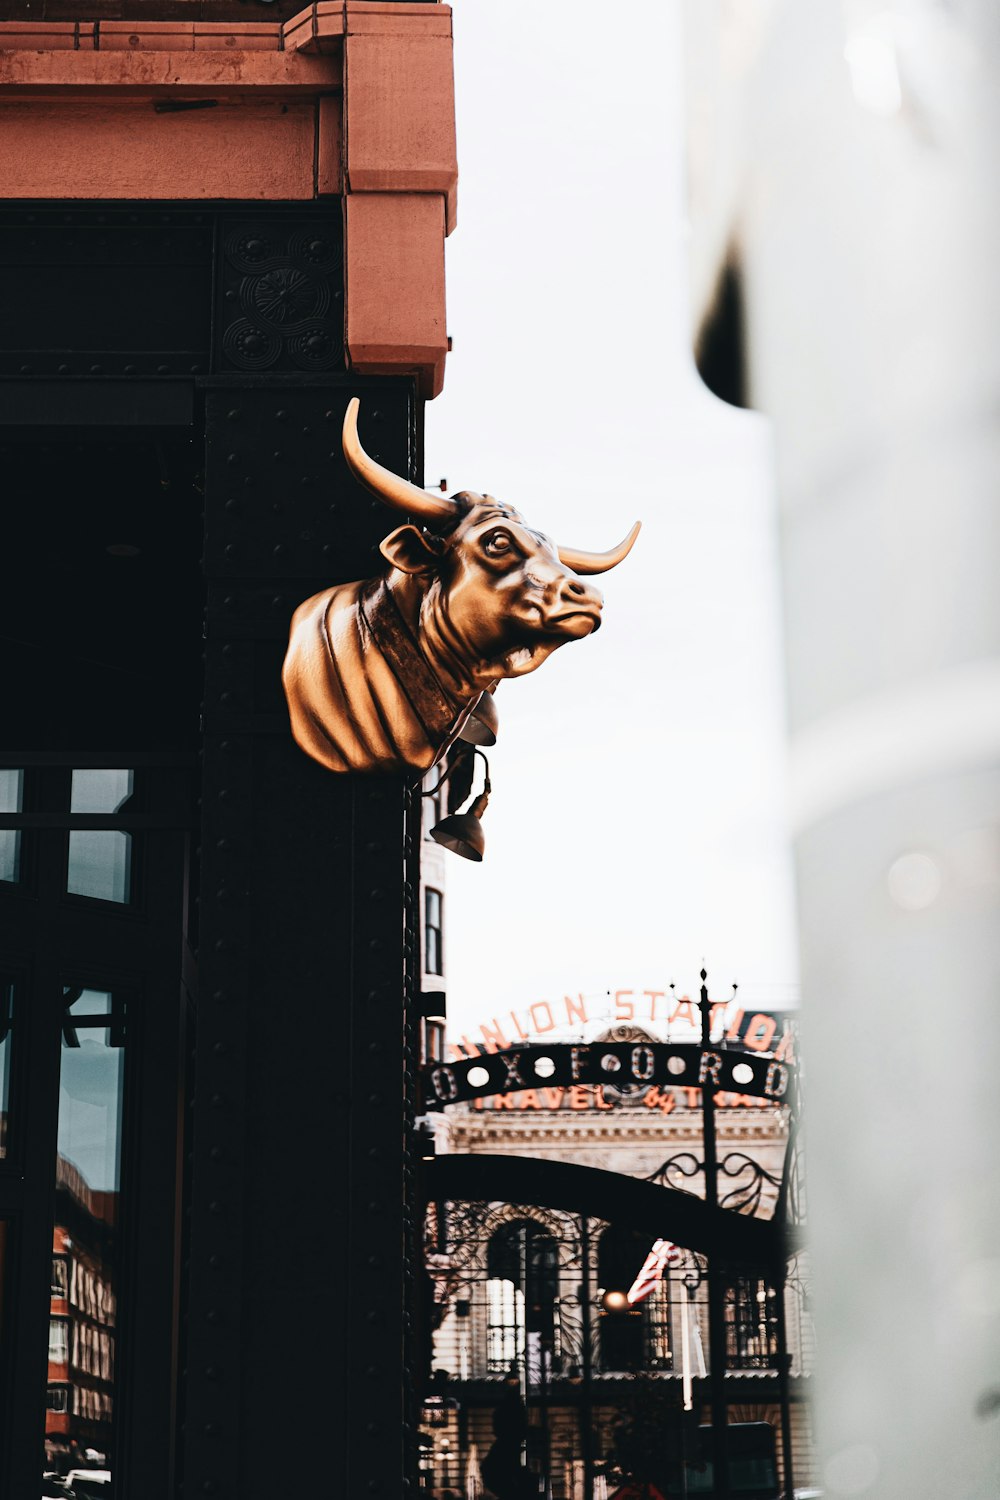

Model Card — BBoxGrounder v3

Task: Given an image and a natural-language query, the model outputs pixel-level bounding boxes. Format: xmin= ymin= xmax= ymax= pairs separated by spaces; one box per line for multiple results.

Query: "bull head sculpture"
xmin=282 ymin=398 xmax=640 ymax=774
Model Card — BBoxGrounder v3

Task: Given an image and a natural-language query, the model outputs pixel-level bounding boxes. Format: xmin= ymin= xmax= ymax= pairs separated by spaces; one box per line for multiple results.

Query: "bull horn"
xmin=342 ymin=398 xmax=459 ymax=522
xmin=558 ymin=520 xmax=641 ymax=575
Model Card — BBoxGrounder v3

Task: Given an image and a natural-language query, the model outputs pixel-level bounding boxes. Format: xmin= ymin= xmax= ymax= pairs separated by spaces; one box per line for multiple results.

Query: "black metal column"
xmin=775 ymin=1269 xmax=795 ymax=1499
xmin=579 ymin=1214 xmax=594 ymax=1500
xmin=182 ymin=380 xmax=419 ymax=1499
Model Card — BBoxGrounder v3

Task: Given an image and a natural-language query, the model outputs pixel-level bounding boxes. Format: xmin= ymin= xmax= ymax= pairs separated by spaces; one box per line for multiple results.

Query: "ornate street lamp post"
xmin=699 ymin=969 xmax=731 ymax=1500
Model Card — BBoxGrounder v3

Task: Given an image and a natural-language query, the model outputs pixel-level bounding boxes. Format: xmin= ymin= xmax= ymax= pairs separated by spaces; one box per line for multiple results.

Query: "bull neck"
xmin=385 ymin=572 xmax=491 ymax=700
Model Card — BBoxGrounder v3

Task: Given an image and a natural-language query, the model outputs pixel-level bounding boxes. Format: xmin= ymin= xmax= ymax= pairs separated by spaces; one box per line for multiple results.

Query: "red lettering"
xmin=594 ymin=1086 xmax=613 ymax=1111
xmin=614 ymin=989 xmax=634 ymax=1021
xmin=668 ymin=996 xmax=697 ymax=1028
xmin=543 ymin=1088 xmax=565 ymax=1110
xmin=530 ymin=1001 xmax=556 ymax=1034
xmin=569 ymin=1086 xmax=590 ymax=1110
xmin=744 ymin=1015 xmax=777 ymax=1053
xmin=479 ymin=1018 xmax=510 ymax=1053
xmin=774 ymin=1028 xmax=796 ymax=1064
xmin=564 ymin=993 xmax=588 ymax=1027
xmin=644 ymin=989 xmax=665 ymax=1022
xmin=518 ymin=1089 xmax=541 ymax=1110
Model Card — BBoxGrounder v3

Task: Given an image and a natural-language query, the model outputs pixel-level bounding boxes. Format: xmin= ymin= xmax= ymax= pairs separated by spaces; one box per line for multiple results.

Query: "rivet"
xmin=58 ymin=363 xmax=70 ymax=374
xmin=208 ymin=1254 xmax=223 ymax=1269
xmin=203 ymin=1422 xmax=219 ymax=1436
xmin=213 ymin=1042 xmax=226 ymax=1057
xmin=210 ymin=1145 xmax=223 ymax=1161
xmin=210 ymin=1094 xmax=225 ymax=1108
xmin=206 ymin=1308 xmax=220 ymax=1324
xmin=124 ymin=364 xmax=136 ymax=375
xmin=209 ymin=1201 xmax=223 ymax=1214
xmin=273 ymin=544 xmax=286 ymax=558
xmin=157 ymin=364 xmax=169 ymax=375
xmin=224 ymin=545 xmax=237 ymax=557
xmin=227 ymin=409 xmax=241 ymax=421
xmin=204 ymin=1365 xmax=219 ymax=1380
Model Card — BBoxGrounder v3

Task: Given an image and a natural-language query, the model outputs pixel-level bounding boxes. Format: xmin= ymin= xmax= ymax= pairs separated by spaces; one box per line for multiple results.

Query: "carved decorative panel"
xmin=217 ymin=217 xmax=344 ymax=375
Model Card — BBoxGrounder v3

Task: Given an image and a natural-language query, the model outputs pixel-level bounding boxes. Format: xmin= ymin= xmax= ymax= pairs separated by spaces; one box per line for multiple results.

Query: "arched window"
xmin=597 ymin=1226 xmax=674 ymax=1372
xmin=485 ymin=1219 xmax=558 ymax=1377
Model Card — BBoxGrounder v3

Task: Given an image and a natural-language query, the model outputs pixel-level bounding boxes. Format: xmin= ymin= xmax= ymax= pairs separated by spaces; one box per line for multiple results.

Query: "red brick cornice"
xmin=0 ymin=0 xmax=456 ymax=396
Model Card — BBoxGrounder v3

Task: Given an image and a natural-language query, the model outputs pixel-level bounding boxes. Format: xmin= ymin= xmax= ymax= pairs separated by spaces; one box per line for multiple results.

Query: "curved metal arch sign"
xmin=422 ymin=1041 xmax=795 ymax=1111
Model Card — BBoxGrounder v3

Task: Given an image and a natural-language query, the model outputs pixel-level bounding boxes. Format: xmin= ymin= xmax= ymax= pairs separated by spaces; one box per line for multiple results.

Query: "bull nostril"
xmin=567 ymin=579 xmax=586 ymax=597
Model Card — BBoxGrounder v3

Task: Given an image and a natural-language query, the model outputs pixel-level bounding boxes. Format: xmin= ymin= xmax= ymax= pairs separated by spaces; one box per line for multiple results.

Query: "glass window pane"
xmin=70 ymin=770 xmax=133 ymax=815
xmin=0 ymin=768 xmax=23 ymax=884
xmin=48 ymin=992 xmax=126 ymax=1481
xmin=67 ymin=771 xmax=134 ymax=905
xmin=67 ymin=831 xmax=132 ymax=904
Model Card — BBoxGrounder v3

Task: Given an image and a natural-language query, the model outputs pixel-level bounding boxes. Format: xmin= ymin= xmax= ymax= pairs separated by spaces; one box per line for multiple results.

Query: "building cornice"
xmin=0 ymin=0 xmax=456 ymax=395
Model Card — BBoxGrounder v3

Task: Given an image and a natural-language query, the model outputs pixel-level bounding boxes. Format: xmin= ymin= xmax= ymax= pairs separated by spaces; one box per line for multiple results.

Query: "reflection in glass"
xmin=0 ymin=767 xmax=23 ymax=883
xmin=67 ymin=770 xmax=133 ymax=905
xmin=45 ymin=987 xmax=125 ymax=1484
xmin=0 ymin=977 xmax=11 ymax=1159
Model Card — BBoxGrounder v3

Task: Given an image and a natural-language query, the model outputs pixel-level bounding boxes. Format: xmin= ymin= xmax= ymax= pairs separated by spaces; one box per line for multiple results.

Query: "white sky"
xmin=424 ymin=0 xmax=799 ymax=1043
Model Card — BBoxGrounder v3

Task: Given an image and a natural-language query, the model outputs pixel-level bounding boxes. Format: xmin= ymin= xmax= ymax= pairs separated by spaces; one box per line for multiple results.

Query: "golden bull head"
xmin=281 ymin=399 xmax=640 ymax=774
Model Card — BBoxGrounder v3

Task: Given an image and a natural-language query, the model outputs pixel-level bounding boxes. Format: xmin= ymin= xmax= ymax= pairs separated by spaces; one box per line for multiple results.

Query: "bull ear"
xmin=379 ymin=525 xmax=444 ymax=575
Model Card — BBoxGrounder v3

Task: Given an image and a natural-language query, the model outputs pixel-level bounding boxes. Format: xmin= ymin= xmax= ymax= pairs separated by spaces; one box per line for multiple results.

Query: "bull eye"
xmin=482 ymin=529 xmax=514 ymax=558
